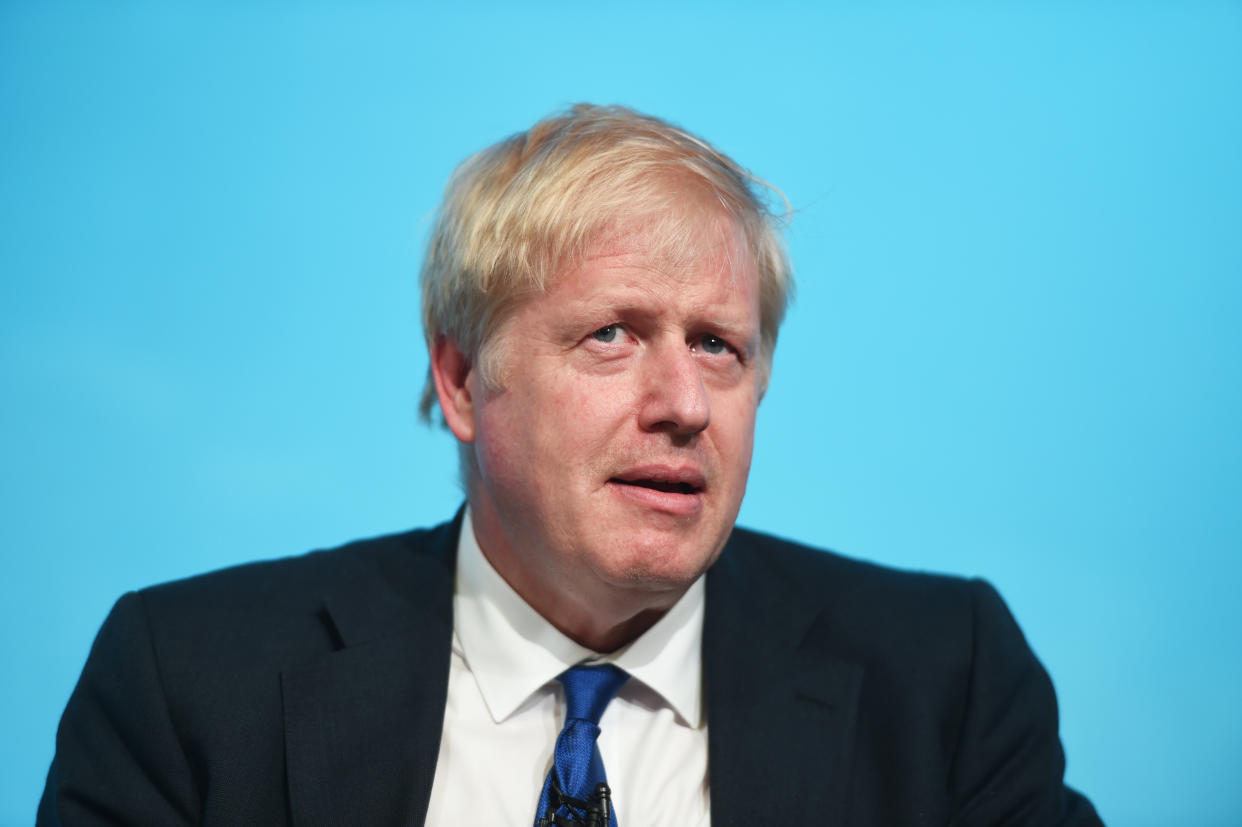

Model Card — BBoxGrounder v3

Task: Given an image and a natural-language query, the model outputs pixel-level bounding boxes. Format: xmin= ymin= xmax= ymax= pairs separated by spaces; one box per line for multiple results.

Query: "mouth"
xmin=607 ymin=466 xmax=707 ymax=515
xmin=612 ymin=478 xmax=701 ymax=495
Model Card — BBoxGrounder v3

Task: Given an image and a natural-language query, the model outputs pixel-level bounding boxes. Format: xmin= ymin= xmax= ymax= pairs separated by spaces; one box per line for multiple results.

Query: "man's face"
xmin=457 ymin=221 xmax=762 ymax=622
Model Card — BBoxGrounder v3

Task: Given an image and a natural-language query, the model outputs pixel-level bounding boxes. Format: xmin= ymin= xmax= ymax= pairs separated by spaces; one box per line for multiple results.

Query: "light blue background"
xmin=3 ymin=2 xmax=1240 ymax=824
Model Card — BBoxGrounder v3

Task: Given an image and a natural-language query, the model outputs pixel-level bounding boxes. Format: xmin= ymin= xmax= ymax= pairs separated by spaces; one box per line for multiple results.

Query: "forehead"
xmin=552 ymin=220 xmax=757 ymax=310
xmin=564 ymin=208 xmax=756 ymax=292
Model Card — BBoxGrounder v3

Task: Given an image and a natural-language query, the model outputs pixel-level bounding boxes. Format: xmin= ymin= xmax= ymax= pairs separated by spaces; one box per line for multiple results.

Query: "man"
xmin=40 ymin=105 xmax=1102 ymax=826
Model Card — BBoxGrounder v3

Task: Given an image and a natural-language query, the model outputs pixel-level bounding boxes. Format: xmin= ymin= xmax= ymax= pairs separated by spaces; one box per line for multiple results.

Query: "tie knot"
xmin=558 ymin=664 xmax=629 ymax=724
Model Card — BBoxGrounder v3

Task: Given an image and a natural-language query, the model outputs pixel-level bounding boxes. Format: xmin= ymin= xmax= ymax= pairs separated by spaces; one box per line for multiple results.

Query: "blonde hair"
xmin=418 ymin=103 xmax=793 ymax=420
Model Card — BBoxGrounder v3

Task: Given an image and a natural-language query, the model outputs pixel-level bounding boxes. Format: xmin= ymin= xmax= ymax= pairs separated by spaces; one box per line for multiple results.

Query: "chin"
xmin=594 ymin=538 xmax=722 ymax=593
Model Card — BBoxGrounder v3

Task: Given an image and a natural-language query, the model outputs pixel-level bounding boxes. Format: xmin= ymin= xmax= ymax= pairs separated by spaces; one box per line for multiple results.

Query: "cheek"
xmin=559 ymin=374 xmax=634 ymax=435
xmin=473 ymin=389 xmax=544 ymax=487
xmin=474 ymin=383 xmax=610 ymax=490
xmin=713 ymin=394 xmax=758 ymax=472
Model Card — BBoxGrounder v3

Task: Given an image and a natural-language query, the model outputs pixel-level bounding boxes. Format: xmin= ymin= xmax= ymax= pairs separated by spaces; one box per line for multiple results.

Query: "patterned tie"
xmin=534 ymin=664 xmax=630 ymax=827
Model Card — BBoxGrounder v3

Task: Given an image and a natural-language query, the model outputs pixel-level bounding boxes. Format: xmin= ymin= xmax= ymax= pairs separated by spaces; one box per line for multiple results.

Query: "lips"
xmin=616 ymin=479 xmax=699 ymax=495
xmin=609 ymin=465 xmax=707 ymax=494
xmin=607 ymin=466 xmax=707 ymax=516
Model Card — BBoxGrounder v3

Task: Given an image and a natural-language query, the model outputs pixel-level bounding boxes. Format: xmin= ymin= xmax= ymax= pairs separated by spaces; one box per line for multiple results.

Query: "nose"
xmin=638 ymin=341 xmax=711 ymax=437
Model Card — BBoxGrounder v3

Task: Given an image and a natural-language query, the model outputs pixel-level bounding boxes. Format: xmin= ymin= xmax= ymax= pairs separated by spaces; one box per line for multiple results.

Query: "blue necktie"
xmin=534 ymin=664 xmax=630 ymax=827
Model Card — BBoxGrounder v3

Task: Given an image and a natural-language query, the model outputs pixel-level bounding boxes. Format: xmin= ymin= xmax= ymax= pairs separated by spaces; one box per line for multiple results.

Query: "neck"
xmin=543 ymin=601 xmax=670 ymax=654
xmin=466 ymin=508 xmax=684 ymax=653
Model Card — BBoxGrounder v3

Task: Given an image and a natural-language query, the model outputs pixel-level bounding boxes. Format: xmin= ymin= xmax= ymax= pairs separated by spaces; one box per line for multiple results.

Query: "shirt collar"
xmin=453 ymin=508 xmax=705 ymax=729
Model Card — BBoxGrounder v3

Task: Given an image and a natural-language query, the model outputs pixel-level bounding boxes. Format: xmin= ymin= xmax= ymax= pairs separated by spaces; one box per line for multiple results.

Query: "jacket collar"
xmin=278 ymin=514 xmax=864 ymax=826
xmin=704 ymin=529 xmax=864 ymax=826
xmin=281 ymin=511 xmax=461 ymax=827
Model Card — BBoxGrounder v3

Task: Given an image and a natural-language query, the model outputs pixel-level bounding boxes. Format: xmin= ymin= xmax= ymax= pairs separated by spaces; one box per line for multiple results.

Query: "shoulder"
xmin=42 ymin=516 xmax=463 ymax=824
xmin=714 ymin=531 xmax=1099 ymax=824
xmin=716 ymin=526 xmax=1024 ymax=686
xmin=127 ymin=515 xmax=460 ymax=667
xmin=721 ymin=524 xmax=990 ymax=628
xmin=142 ymin=518 xmax=456 ymax=613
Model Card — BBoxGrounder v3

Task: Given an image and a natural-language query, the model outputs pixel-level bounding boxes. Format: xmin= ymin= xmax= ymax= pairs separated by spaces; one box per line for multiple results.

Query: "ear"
xmin=430 ymin=335 xmax=478 ymax=443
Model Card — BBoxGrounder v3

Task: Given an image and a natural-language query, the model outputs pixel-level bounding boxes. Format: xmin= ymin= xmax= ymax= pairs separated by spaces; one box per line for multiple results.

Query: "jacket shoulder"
xmin=41 ymin=518 xmax=462 ymax=826
xmin=718 ymin=527 xmax=1101 ymax=825
xmin=724 ymin=525 xmax=981 ymax=630
xmin=131 ymin=516 xmax=459 ymax=672
xmin=718 ymin=526 xmax=1018 ymax=705
xmin=142 ymin=518 xmax=456 ymax=617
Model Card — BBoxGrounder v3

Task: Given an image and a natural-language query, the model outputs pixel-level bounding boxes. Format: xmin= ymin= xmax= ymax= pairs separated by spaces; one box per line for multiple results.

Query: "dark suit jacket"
xmin=39 ymin=512 xmax=1101 ymax=825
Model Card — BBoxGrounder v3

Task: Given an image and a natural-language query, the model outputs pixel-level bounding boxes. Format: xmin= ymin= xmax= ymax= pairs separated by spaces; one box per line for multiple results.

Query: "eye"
xmin=591 ymin=324 xmax=622 ymax=343
xmin=695 ymin=334 xmax=732 ymax=356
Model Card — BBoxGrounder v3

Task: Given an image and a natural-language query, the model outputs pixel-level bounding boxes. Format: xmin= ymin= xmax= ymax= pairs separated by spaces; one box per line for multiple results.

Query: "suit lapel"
xmin=281 ymin=514 xmax=460 ymax=827
xmin=704 ymin=532 xmax=864 ymax=827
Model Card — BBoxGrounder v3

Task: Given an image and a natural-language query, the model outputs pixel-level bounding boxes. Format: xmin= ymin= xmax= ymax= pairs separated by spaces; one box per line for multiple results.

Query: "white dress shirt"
xmin=423 ymin=511 xmax=711 ymax=827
